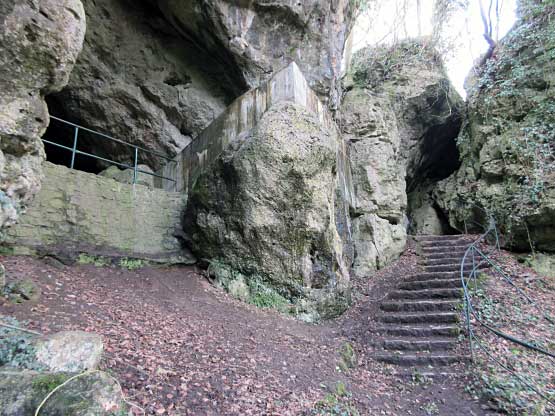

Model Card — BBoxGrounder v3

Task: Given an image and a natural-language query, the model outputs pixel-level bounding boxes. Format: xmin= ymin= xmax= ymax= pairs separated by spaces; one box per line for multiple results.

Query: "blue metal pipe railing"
xmin=43 ymin=116 xmax=177 ymax=185
xmin=459 ymin=202 xmax=555 ymax=407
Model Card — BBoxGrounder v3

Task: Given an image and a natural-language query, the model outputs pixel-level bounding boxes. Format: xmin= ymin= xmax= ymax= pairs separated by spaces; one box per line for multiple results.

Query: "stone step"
xmin=416 ymin=235 xmax=465 ymax=242
xmin=423 ymin=257 xmax=468 ymax=266
xmin=420 ymin=240 xmax=471 ymax=249
xmin=424 ymin=251 xmax=471 ymax=260
xmin=398 ymin=278 xmax=462 ymax=291
xmin=380 ymin=312 xmax=459 ymax=325
xmin=421 ymin=245 xmax=469 ymax=254
xmin=407 ymin=271 xmax=458 ymax=281
xmin=388 ymin=288 xmax=461 ymax=300
xmin=374 ymin=353 xmax=469 ymax=367
xmin=375 ymin=324 xmax=460 ymax=337
xmin=380 ymin=299 xmax=459 ymax=313
xmin=424 ymin=264 xmax=487 ymax=273
xmin=382 ymin=338 xmax=458 ymax=351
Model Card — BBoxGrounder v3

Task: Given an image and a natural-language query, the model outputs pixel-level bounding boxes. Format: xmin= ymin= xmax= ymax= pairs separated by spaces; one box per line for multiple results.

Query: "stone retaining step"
xmin=423 ymin=257 xmax=469 ymax=266
xmin=398 ymin=278 xmax=462 ymax=291
xmin=380 ymin=312 xmax=459 ymax=325
xmin=388 ymin=288 xmax=461 ymax=300
xmin=380 ymin=300 xmax=459 ymax=313
xmin=382 ymin=338 xmax=458 ymax=351
xmin=375 ymin=324 xmax=460 ymax=337
xmin=407 ymin=271 xmax=458 ymax=281
xmin=420 ymin=240 xmax=470 ymax=249
xmin=416 ymin=235 xmax=465 ymax=242
xmin=425 ymin=264 xmax=486 ymax=273
xmin=375 ymin=353 xmax=469 ymax=367
xmin=422 ymin=245 xmax=469 ymax=254
xmin=424 ymin=252 xmax=471 ymax=260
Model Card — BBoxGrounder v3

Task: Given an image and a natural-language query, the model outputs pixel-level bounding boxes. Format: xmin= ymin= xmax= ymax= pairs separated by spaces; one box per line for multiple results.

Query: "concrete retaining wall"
xmin=3 ymin=162 xmax=191 ymax=263
xmin=156 ymin=62 xmax=355 ymax=208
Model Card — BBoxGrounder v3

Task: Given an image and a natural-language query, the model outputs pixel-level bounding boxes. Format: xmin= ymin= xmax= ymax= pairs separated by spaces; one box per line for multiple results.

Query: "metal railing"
xmin=460 ymin=203 xmax=555 ymax=407
xmin=42 ymin=116 xmax=176 ymax=186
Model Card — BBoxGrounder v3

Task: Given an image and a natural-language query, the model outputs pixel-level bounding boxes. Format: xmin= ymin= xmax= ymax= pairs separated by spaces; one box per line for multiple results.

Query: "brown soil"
xmin=0 ymin=249 xmax=498 ymax=415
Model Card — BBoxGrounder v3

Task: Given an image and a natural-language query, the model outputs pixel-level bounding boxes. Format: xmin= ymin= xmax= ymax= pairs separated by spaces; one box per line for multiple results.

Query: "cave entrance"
xmin=42 ymin=116 xmax=104 ymax=174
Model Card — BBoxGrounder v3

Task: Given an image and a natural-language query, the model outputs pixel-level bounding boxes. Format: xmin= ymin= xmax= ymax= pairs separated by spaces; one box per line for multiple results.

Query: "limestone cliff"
xmin=0 ymin=0 xmax=86 ymax=236
xmin=45 ymin=0 xmax=356 ymax=170
xmin=340 ymin=41 xmax=463 ymax=277
xmin=436 ymin=1 xmax=555 ymax=252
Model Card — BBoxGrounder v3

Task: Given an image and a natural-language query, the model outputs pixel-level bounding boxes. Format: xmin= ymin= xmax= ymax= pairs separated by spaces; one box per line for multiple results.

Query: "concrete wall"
xmin=156 ymin=62 xmax=355 ymax=209
xmin=3 ymin=162 xmax=191 ymax=263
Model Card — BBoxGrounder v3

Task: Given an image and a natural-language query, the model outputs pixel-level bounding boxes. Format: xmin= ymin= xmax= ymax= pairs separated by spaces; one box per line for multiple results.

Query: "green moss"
xmin=77 ymin=253 xmax=109 ymax=267
xmin=32 ymin=373 xmax=70 ymax=395
xmin=119 ymin=257 xmax=147 ymax=270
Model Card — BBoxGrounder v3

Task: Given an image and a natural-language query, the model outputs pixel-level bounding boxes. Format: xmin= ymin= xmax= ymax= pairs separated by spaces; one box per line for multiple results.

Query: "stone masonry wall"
xmin=3 ymin=162 xmax=189 ymax=263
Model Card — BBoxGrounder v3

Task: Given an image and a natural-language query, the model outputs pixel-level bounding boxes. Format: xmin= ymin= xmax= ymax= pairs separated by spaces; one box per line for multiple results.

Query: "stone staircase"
xmin=373 ymin=234 xmax=484 ymax=369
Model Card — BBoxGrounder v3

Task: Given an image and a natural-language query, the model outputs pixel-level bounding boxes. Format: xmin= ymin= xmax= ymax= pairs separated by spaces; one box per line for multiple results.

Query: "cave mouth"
xmin=43 ymin=97 xmax=139 ymax=175
xmin=42 ymin=115 xmax=104 ymax=174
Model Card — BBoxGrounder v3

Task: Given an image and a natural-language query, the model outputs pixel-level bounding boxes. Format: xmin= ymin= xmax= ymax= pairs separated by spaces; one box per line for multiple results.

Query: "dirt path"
xmin=0 ymin=253 xmax=496 ymax=415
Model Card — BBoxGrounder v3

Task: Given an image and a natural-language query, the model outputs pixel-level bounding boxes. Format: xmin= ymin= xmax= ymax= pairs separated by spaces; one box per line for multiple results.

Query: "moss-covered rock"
xmin=436 ymin=1 xmax=555 ymax=251
xmin=186 ymin=102 xmax=350 ymax=322
xmin=0 ymin=370 xmax=126 ymax=415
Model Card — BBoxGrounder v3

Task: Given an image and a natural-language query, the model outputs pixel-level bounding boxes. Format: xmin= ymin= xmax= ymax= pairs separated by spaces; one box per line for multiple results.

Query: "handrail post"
xmin=70 ymin=127 xmax=79 ymax=169
xmin=133 ymin=147 xmax=138 ymax=185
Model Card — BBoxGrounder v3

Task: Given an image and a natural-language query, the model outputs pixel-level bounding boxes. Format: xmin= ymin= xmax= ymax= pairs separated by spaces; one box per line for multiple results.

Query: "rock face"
xmin=436 ymin=1 xmax=555 ymax=251
xmin=46 ymin=0 xmax=230 ymax=170
xmin=153 ymin=0 xmax=356 ymax=108
xmin=185 ymin=102 xmax=350 ymax=322
xmin=0 ymin=370 xmax=125 ymax=415
xmin=0 ymin=0 xmax=86 ymax=236
xmin=339 ymin=41 xmax=463 ymax=276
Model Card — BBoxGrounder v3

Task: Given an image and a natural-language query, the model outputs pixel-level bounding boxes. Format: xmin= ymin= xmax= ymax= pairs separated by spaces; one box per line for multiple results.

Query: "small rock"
xmin=34 ymin=331 xmax=103 ymax=372
xmin=0 ymin=263 xmax=5 ymax=291
xmin=7 ymin=278 xmax=41 ymax=302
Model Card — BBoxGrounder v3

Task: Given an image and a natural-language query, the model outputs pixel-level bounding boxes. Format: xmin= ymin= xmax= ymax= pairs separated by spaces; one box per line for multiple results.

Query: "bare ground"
xmin=0 ymin=248 xmax=498 ymax=415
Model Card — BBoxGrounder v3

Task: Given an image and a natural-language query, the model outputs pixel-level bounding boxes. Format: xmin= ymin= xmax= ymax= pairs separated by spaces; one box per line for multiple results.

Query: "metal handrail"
xmin=43 ymin=116 xmax=176 ymax=185
xmin=460 ymin=203 xmax=555 ymax=406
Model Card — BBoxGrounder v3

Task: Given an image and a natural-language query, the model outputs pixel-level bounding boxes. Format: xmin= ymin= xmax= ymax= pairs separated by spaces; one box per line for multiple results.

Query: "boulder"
xmin=0 ymin=370 xmax=126 ymax=415
xmin=435 ymin=3 xmax=555 ymax=251
xmin=185 ymin=102 xmax=350 ymax=321
xmin=0 ymin=0 xmax=86 ymax=236
xmin=34 ymin=331 xmax=103 ymax=372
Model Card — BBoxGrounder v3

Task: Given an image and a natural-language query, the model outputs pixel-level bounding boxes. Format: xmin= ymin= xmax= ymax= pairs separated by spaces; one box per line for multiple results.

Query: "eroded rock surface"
xmin=0 ymin=0 xmax=86 ymax=235
xmin=47 ymin=0 xmax=230 ymax=169
xmin=436 ymin=2 xmax=555 ymax=251
xmin=185 ymin=102 xmax=350 ymax=322
xmin=340 ymin=41 xmax=463 ymax=276
xmin=153 ymin=0 xmax=356 ymax=107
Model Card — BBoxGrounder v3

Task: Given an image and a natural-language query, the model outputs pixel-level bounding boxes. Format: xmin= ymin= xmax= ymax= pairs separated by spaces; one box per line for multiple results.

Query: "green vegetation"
xmin=0 ymin=316 xmax=40 ymax=370
xmin=77 ymin=253 xmax=109 ymax=267
xmin=310 ymin=382 xmax=360 ymax=416
xmin=208 ymin=260 xmax=292 ymax=313
xmin=119 ymin=257 xmax=147 ymax=270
